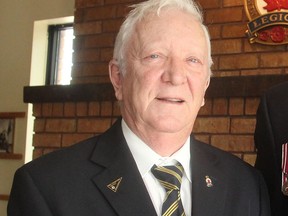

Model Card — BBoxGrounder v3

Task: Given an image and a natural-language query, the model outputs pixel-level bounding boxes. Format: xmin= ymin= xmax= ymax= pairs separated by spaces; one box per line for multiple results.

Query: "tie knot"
xmin=151 ymin=162 xmax=184 ymax=191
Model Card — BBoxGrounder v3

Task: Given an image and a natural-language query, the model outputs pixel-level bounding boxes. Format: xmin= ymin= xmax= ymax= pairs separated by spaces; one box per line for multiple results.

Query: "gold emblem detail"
xmin=107 ymin=177 xmax=122 ymax=192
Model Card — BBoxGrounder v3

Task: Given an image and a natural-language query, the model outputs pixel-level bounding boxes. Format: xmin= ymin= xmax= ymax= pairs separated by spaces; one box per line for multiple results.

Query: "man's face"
xmin=110 ymin=9 xmax=210 ymax=137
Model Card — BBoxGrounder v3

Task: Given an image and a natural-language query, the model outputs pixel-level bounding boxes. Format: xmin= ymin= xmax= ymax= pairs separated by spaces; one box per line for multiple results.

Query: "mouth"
xmin=156 ymin=97 xmax=185 ymax=103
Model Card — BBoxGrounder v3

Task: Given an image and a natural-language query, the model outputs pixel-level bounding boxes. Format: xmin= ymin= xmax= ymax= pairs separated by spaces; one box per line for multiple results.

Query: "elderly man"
xmin=8 ymin=0 xmax=270 ymax=215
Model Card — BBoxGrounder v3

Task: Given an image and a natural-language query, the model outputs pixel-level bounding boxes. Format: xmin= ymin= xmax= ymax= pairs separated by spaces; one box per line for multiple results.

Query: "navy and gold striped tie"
xmin=151 ymin=163 xmax=186 ymax=216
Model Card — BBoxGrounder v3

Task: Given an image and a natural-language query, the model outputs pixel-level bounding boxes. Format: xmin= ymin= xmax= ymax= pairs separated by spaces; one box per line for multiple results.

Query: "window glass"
xmin=46 ymin=24 xmax=74 ymax=85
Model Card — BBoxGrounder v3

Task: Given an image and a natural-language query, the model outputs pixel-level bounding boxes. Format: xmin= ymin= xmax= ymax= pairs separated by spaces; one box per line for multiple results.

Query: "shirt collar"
xmin=121 ymin=119 xmax=191 ymax=182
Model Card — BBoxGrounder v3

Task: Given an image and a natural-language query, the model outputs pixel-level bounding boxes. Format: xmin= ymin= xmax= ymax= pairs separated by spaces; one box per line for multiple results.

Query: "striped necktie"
xmin=151 ymin=162 xmax=186 ymax=216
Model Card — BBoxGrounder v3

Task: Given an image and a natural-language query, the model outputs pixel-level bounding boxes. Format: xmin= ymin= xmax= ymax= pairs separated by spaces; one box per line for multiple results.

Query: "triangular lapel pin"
xmin=107 ymin=177 xmax=122 ymax=192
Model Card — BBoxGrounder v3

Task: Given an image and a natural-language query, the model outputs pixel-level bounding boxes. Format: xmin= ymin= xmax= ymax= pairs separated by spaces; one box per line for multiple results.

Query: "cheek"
xmin=188 ymin=76 xmax=209 ymax=100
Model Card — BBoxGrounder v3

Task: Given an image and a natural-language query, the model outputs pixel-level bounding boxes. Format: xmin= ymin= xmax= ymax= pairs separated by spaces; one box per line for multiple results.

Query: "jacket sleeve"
xmin=7 ymin=167 xmax=53 ymax=216
xmin=254 ymin=93 xmax=277 ymax=192
xmin=258 ymin=170 xmax=271 ymax=216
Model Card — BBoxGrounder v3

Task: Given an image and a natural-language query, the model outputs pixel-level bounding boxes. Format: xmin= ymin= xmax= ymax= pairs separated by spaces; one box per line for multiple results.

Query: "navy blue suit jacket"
xmin=8 ymin=119 xmax=270 ymax=216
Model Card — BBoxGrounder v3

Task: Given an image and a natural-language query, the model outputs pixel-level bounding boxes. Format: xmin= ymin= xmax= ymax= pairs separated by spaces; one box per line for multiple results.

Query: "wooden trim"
xmin=23 ymin=75 xmax=288 ymax=103
xmin=0 ymin=112 xmax=25 ymax=118
xmin=0 ymin=194 xmax=9 ymax=201
xmin=0 ymin=153 xmax=23 ymax=160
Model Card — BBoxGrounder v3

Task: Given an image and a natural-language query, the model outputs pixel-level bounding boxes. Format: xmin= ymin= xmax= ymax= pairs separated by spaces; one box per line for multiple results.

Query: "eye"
xmin=149 ymin=54 xmax=159 ymax=59
xmin=143 ymin=53 xmax=162 ymax=63
xmin=187 ymin=57 xmax=202 ymax=64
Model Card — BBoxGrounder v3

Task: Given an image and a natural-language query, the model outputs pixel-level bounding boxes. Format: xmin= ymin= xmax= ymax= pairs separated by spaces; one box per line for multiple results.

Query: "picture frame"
xmin=0 ymin=118 xmax=15 ymax=153
xmin=0 ymin=112 xmax=25 ymax=154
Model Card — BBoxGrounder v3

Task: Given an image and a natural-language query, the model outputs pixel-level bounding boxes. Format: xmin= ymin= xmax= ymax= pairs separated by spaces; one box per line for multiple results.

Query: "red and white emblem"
xmin=244 ymin=0 xmax=288 ymax=45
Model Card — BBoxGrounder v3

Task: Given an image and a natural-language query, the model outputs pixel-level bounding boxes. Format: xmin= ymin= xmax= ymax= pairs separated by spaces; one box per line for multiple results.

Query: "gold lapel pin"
xmin=107 ymin=177 xmax=122 ymax=192
xmin=205 ymin=175 xmax=213 ymax=187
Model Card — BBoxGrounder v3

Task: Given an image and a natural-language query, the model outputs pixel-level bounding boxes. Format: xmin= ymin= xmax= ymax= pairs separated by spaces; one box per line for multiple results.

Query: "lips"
xmin=157 ymin=97 xmax=184 ymax=103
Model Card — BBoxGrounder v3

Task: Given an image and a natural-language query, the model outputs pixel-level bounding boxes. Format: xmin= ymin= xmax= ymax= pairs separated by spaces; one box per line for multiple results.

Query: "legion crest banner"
xmin=244 ymin=0 xmax=288 ymax=45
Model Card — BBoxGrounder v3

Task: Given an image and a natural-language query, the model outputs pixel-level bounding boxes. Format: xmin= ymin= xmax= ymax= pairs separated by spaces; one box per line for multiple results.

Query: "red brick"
xmin=198 ymin=98 xmax=213 ymax=116
xmin=219 ymin=54 xmax=258 ymax=70
xmin=75 ymin=0 xmax=104 ymax=8
xmin=241 ymin=68 xmax=282 ymax=76
xmin=243 ymin=153 xmax=257 ymax=166
xmin=205 ymin=8 xmax=243 ymax=24
xmin=88 ymin=102 xmax=100 ymax=116
xmin=100 ymin=101 xmax=113 ymax=116
xmin=193 ymin=117 xmax=230 ymax=133
xmin=245 ymin=97 xmax=260 ymax=115
xmin=33 ymin=148 xmax=43 ymax=159
xmin=52 ymin=103 xmax=64 ymax=117
xmin=80 ymin=63 xmax=109 ymax=76
xmin=211 ymin=56 xmax=219 ymax=71
xmin=100 ymin=48 xmax=114 ymax=61
xmin=229 ymin=98 xmax=244 ymax=115
xmin=64 ymin=102 xmax=76 ymax=117
xmin=222 ymin=24 xmax=247 ymax=38
xmin=223 ymin=0 xmax=243 ymax=7
xmin=212 ymin=98 xmax=228 ymax=115
xmin=62 ymin=134 xmax=94 ymax=147
xmin=33 ymin=134 xmax=61 ymax=148
xmin=113 ymin=102 xmax=122 ymax=116
xmin=194 ymin=135 xmax=210 ymax=144
xmin=211 ymin=135 xmax=254 ymax=152
xmin=105 ymin=0 xmax=141 ymax=4
xmin=33 ymin=104 xmax=42 ymax=117
xmin=73 ymin=49 xmax=100 ymax=63
xmin=213 ymin=71 xmax=241 ymax=77
xmin=212 ymin=39 xmax=242 ymax=55
xmin=208 ymin=25 xmax=221 ymax=40
xmin=34 ymin=119 xmax=46 ymax=132
xmin=84 ymin=34 xmax=115 ymax=48
xmin=76 ymin=102 xmax=88 ymax=116
xmin=73 ymin=37 xmax=85 ymax=50
xmin=260 ymin=52 xmax=288 ymax=68
xmin=74 ymin=9 xmax=85 ymax=23
xmin=74 ymin=21 xmax=102 ymax=36
xmin=85 ymin=6 xmax=118 ymax=21
xmin=43 ymin=148 xmax=60 ymax=155
xmin=45 ymin=119 xmax=76 ymax=132
xmin=78 ymin=118 xmax=111 ymax=133
xmin=42 ymin=103 xmax=53 ymax=117
xmin=198 ymin=0 xmax=220 ymax=8
xmin=231 ymin=117 xmax=256 ymax=134
xmin=103 ymin=19 xmax=123 ymax=33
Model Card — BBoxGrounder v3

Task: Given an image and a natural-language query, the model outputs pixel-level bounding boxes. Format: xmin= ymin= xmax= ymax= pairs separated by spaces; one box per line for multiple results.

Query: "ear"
xmin=109 ymin=59 xmax=123 ymax=101
xmin=201 ymin=77 xmax=210 ymax=107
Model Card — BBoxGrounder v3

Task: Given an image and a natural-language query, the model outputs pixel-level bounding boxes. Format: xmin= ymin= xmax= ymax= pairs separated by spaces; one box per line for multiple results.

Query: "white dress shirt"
xmin=122 ymin=120 xmax=192 ymax=216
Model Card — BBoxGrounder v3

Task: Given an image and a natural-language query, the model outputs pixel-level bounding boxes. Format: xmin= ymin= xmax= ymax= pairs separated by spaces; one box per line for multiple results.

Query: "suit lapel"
xmin=90 ymin=119 xmax=157 ymax=216
xmin=191 ymin=138 xmax=227 ymax=216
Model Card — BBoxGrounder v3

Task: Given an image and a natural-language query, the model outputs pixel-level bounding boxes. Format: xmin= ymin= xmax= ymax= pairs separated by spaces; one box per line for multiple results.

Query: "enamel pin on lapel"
xmin=107 ymin=177 xmax=122 ymax=192
xmin=205 ymin=176 xmax=213 ymax=187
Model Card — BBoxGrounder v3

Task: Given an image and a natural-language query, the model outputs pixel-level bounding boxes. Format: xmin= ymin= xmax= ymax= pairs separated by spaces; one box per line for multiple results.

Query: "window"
xmin=46 ymin=23 xmax=74 ymax=85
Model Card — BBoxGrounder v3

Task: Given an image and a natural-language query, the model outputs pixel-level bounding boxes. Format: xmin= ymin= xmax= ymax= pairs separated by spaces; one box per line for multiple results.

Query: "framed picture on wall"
xmin=0 ymin=118 xmax=15 ymax=153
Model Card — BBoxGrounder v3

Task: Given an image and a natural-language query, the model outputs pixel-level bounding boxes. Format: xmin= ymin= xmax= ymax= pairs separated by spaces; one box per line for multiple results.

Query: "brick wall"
xmin=29 ymin=0 xmax=288 ymax=166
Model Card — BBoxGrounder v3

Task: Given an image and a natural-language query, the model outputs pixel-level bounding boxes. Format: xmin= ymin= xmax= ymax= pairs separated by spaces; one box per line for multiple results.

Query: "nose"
xmin=161 ymin=58 xmax=187 ymax=85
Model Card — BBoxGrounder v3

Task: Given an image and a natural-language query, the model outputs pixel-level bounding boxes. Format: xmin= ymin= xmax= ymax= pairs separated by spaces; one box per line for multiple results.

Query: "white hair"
xmin=113 ymin=0 xmax=213 ymax=74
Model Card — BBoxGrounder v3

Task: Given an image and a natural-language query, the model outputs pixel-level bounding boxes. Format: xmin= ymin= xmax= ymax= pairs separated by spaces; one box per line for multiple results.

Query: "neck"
xmin=126 ymin=121 xmax=191 ymax=157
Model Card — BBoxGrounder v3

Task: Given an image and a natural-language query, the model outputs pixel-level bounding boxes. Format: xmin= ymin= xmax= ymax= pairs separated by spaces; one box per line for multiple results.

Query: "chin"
xmin=150 ymin=118 xmax=192 ymax=134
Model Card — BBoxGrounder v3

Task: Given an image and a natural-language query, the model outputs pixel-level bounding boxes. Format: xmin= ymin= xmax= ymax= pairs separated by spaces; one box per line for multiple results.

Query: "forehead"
xmin=129 ymin=8 xmax=207 ymax=53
